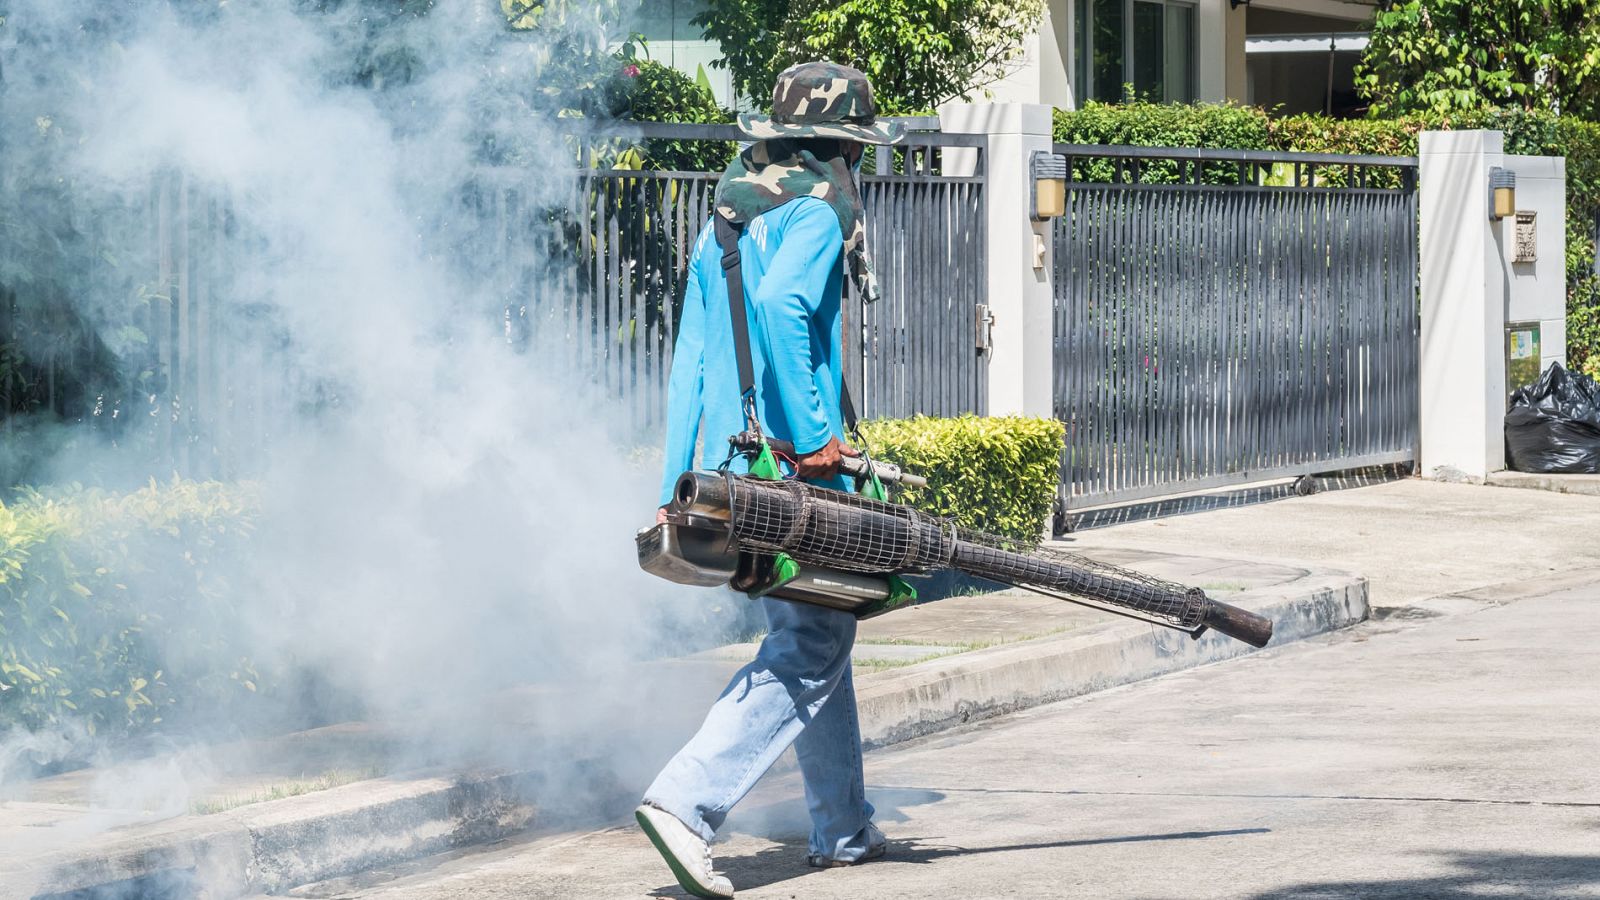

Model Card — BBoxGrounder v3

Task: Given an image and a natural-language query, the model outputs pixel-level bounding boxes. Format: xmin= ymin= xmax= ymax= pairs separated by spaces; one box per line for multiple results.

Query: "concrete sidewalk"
xmin=1 ymin=546 xmax=1364 ymax=899
xmin=1487 ymin=469 xmax=1600 ymax=496
xmin=336 ymin=574 xmax=1600 ymax=899
xmin=1081 ymin=477 xmax=1600 ymax=610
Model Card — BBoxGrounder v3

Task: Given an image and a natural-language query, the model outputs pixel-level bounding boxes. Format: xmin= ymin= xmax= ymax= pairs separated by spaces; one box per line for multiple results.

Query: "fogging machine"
xmin=638 ymin=452 xmax=1272 ymax=647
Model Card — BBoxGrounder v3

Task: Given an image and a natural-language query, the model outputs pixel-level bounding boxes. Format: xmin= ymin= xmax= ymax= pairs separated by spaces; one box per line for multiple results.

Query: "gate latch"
xmin=976 ymin=304 xmax=995 ymax=355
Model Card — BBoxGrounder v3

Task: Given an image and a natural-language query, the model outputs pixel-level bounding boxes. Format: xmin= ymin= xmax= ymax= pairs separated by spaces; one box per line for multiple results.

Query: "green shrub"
xmin=0 ymin=479 xmax=260 ymax=742
xmin=859 ymin=415 xmax=1064 ymax=543
xmin=1053 ymin=101 xmax=1271 ymax=184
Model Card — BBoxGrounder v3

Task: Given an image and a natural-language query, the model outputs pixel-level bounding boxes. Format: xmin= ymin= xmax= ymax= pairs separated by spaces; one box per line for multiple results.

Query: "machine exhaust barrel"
xmin=673 ymin=471 xmax=733 ymax=521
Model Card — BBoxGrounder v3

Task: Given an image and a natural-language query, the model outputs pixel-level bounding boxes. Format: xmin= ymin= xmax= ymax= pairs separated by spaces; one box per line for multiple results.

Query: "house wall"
xmin=629 ymin=0 xmax=738 ymax=107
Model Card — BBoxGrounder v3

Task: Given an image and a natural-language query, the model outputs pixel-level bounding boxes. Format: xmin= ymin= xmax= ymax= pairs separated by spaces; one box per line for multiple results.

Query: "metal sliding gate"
xmin=1052 ymin=145 xmax=1420 ymax=513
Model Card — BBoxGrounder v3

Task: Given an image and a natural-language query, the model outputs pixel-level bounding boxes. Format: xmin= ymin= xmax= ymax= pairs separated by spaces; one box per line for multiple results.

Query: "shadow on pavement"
xmin=1244 ymin=850 xmax=1600 ymax=899
xmin=1062 ymin=465 xmax=1411 ymax=534
xmin=703 ymin=827 xmax=1270 ymax=894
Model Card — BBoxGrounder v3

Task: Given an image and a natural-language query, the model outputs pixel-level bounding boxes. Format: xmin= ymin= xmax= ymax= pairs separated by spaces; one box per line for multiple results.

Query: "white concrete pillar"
xmin=1038 ymin=0 xmax=1077 ymax=109
xmin=1418 ymin=131 xmax=1567 ymax=480
xmin=1197 ymin=0 xmax=1234 ymax=103
xmin=938 ymin=103 xmax=1057 ymax=417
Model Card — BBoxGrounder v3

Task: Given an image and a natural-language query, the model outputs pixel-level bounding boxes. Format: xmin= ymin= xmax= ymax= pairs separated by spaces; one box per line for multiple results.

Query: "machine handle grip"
xmin=837 ymin=455 xmax=929 ymax=489
xmin=1199 ymin=599 xmax=1274 ymax=648
xmin=732 ymin=432 xmax=928 ymax=488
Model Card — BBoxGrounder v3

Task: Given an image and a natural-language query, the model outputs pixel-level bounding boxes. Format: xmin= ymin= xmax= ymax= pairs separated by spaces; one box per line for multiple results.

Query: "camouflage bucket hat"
xmin=737 ymin=62 xmax=905 ymax=146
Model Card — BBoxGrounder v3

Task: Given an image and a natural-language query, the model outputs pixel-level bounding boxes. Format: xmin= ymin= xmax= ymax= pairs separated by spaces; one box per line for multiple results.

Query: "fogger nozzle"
xmin=672 ymin=471 xmax=733 ymax=520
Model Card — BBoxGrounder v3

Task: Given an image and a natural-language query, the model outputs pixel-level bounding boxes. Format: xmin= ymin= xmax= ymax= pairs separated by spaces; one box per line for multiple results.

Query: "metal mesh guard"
xmin=950 ymin=530 xmax=1206 ymax=630
xmin=724 ymin=475 xmax=957 ymax=574
xmin=720 ymin=475 xmax=1207 ymax=630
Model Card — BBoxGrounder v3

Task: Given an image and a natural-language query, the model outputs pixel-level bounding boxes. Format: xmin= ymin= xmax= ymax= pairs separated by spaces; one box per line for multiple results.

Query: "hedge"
xmin=1053 ymin=103 xmax=1600 ymax=377
xmin=859 ymin=414 xmax=1065 ymax=543
xmin=0 ymin=480 xmax=261 ymax=744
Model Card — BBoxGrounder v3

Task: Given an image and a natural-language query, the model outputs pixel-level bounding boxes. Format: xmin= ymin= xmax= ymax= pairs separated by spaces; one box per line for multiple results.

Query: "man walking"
xmin=635 ymin=62 xmax=904 ymax=898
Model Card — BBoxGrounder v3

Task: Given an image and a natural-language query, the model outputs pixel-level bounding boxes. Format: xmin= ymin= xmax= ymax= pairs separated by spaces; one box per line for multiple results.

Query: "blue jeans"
xmin=643 ymin=596 xmax=880 ymax=861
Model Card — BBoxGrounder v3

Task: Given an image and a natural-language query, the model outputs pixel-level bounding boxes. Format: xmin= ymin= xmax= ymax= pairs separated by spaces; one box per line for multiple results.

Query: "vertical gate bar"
xmin=1170 ymin=187 xmax=1185 ymax=488
xmin=1359 ymin=189 xmax=1371 ymax=456
xmin=1384 ymin=188 xmax=1398 ymax=455
xmin=919 ymin=180 xmax=932 ymax=417
xmin=1303 ymin=189 xmax=1316 ymax=467
xmin=1240 ymin=185 xmax=1255 ymax=476
xmin=1114 ymin=187 xmax=1129 ymax=497
xmin=1289 ymin=187 xmax=1302 ymax=470
xmin=1354 ymin=189 xmax=1366 ymax=457
xmin=1127 ymin=186 xmax=1140 ymax=496
xmin=934 ymin=179 xmax=947 ymax=416
xmin=1376 ymin=187 xmax=1389 ymax=454
xmin=1138 ymin=187 xmax=1151 ymax=494
xmin=1095 ymin=185 xmax=1110 ymax=501
xmin=1238 ymin=184 xmax=1251 ymax=476
xmin=1318 ymin=189 xmax=1331 ymax=463
xmin=894 ymin=180 xmax=908 ymax=417
xmin=1332 ymin=188 xmax=1344 ymax=461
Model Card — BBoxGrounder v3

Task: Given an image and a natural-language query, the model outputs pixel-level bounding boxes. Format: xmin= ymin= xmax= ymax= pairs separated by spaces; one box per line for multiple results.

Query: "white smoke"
xmin=0 ymin=0 xmax=732 ymax=860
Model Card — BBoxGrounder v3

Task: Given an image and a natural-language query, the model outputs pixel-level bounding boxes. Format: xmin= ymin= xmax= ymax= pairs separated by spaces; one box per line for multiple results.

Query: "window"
xmin=1075 ymin=0 xmax=1195 ymax=104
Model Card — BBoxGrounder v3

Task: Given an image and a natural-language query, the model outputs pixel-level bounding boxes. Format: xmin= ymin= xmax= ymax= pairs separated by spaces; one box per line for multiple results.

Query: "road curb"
xmin=1485 ymin=470 xmax=1600 ymax=496
xmin=5 ymin=771 xmax=542 ymax=900
xmin=8 ymin=572 xmax=1365 ymax=899
xmin=855 ymin=571 xmax=1368 ymax=748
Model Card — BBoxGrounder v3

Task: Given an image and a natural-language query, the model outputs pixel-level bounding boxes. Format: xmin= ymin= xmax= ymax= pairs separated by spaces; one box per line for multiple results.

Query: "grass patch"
xmin=851 ymin=653 xmax=954 ymax=672
xmin=189 ymin=767 xmax=384 ymax=815
xmin=854 ymin=636 xmax=997 ymax=651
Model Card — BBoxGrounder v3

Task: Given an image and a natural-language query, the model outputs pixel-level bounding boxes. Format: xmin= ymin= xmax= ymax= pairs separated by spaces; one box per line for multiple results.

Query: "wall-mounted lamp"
xmin=1489 ymin=167 xmax=1517 ymax=220
xmin=1031 ymin=151 xmax=1068 ymax=220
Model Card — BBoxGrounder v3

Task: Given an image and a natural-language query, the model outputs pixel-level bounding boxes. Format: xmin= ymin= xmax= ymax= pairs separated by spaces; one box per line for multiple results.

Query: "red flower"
xmin=622 ymin=64 xmax=640 ymax=78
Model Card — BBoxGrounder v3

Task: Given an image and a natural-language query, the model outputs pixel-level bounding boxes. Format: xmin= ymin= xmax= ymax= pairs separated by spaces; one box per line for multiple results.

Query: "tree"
xmin=693 ymin=0 xmax=1046 ymax=114
xmin=1357 ymin=0 xmax=1600 ymax=119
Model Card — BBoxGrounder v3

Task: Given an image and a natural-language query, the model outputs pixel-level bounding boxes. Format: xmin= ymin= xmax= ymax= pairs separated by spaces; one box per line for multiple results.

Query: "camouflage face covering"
xmin=714 ymin=138 xmax=883 ymax=303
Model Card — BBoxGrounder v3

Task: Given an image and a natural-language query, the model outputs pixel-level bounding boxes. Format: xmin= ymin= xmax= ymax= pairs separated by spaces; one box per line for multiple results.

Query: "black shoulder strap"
xmin=711 ymin=215 xmax=862 ymax=436
xmin=713 ymin=216 xmax=760 ymax=434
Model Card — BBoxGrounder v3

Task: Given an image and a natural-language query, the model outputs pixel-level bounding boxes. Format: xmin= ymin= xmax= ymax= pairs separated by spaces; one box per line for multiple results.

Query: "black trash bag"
xmin=1505 ymin=362 xmax=1600 ymax=474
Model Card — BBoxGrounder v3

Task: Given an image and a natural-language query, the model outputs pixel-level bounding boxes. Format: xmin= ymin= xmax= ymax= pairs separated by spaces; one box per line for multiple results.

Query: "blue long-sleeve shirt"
xmin=659 ymin=196 xmax=849 ymax=506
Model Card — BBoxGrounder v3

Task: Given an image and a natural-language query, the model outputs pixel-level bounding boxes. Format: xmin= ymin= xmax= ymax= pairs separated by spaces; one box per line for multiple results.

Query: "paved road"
xmin=297 ymin=579 xmax=1600 ymax=899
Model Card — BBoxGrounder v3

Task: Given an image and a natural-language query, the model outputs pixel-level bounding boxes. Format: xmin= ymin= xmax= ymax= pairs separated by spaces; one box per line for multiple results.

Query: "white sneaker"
xmin=635 ymin=803 xmax=735 ymax=899
xmin=807 ymin=821 xmax=888 ymax=868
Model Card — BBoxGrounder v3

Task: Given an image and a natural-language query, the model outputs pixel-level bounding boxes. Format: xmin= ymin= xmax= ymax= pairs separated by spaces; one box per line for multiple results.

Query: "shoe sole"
xmin=635 ymin=808 xmax=731 ymax=900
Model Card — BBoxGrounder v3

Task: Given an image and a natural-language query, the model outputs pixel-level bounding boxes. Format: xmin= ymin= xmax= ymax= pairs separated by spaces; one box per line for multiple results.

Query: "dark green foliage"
xmin=692 ymin=0 xmax=1046 ymax=114
xmin=859 ymin=415 xmax=1065 ymax=542
xmin=1357 ymin=0 xmax=1600 ymax=120
xmin=590 ymin=59 xmax=735 ymax=172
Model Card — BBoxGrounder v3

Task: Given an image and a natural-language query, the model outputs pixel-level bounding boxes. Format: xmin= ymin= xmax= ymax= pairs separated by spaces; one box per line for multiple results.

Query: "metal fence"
xmin=1051 ymin=144 xmax=1420 ymax=514
xmin=1 ymin=173 xmax=289 ymax=482
xmin=1 ymin=122 xmax=988 ymax=484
